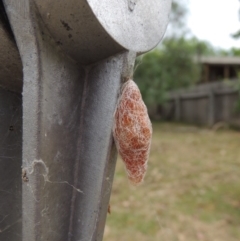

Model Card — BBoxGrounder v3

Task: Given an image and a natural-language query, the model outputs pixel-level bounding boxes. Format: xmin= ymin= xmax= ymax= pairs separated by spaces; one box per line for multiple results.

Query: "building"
xmin=199 ymin=56 xmax=240 ymax=83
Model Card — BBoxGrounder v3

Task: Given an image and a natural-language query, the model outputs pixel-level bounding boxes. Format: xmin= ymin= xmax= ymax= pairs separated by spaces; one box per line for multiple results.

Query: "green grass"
xmin=104 ymin=122 xmax=240 ymax=241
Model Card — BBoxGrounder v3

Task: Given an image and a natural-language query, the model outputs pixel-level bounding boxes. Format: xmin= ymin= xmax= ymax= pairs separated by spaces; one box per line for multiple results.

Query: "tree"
xmin=231 ymin=0 xmax=240 ymax=39
xmin=166 ymin=0 xmax=189 ymax=38
xmin=134 ymin=37 xmax=202 ymax=109
xmin=231 ymin=30 xmax=240 ymax=39
xmin=133 ymin=0 xmax=219 ymax=116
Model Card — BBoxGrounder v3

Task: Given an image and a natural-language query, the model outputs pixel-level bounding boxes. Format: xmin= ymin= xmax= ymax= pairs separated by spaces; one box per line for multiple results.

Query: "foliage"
xmin=134 ymin=37 xmax=214 ymax=107
xmin=167 ymin=0 xmax=189 ymax=37
xmin=231 ymin=30 xmax=240 ymax=39
xmin=218 ymin=47 xmax=240 ymax=57
xmin=230 ymin=0 xmax=240 ymax=39
xmin=133 ymin=0 xmax=215 ymax=109
xmin=134 ymin=0 xmax=240 ymax=111
xmin=229 ymin=48 xmax=240 ymax=56
xmin=231 ymin=0 xmax=240 ymax=39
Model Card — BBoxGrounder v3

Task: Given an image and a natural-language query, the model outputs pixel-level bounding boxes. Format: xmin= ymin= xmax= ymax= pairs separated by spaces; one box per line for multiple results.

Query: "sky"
xmin=187 ymin=0 xmax=240 ymax=49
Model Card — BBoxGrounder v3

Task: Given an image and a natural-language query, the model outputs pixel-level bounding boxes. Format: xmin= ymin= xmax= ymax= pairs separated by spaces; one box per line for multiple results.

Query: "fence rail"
xmin=163 ymin=80 xmax=240 ymax=126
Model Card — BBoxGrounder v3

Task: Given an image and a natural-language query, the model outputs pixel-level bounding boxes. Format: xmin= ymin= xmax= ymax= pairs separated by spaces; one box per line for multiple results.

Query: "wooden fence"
xmin=162 ymin=80 xmax=240 ymax=126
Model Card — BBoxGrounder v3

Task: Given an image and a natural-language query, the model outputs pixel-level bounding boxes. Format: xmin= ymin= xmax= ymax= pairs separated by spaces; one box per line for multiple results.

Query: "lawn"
xmin=104 ymin=122 xmax=240 ymax=241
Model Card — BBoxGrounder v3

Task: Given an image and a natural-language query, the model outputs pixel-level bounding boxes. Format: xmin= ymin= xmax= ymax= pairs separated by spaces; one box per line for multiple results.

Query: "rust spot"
xmin=56 ymin=40 xmax=63 ymax=46
xmin=9 ymin=126 xmax=14 ymax=131
xmin=22 ymin=169 xmax=29 ymax=182
xmin=60 ymin=20 xmax=72 ymax=31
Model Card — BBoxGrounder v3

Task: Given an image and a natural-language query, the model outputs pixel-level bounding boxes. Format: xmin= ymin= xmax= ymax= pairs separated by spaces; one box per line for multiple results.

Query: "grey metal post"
xmin=0 ymin=12 xmax=23 ymax=240
xmin=1 ymin=0 xmax=171 ymax=240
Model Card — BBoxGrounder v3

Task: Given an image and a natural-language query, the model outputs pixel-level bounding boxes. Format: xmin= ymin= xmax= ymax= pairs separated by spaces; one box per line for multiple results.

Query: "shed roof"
xmin=198 ymin=56 xmax=240 ymax=65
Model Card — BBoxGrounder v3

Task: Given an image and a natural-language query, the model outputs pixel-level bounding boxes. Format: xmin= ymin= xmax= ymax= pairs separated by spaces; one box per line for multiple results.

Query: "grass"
xmin=104 ymin=122 xmax=240 ymax=241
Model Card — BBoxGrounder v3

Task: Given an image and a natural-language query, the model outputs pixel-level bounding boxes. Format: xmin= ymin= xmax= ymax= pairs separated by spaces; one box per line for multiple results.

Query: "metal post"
xmin=0 ymin=10 xmax=23 ymax=240
xmin=1 ymin=0 xmax=171 ymax=240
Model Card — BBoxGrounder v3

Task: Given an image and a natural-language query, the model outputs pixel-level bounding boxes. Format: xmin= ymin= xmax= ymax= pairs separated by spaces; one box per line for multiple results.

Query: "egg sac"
xmin=113 ymin=79 xmax=152 ymax=185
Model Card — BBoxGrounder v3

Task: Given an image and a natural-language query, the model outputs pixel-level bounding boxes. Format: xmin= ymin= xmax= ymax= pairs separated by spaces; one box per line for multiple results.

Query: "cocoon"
xmin=113 ymin=79 xmax=152 ymax=185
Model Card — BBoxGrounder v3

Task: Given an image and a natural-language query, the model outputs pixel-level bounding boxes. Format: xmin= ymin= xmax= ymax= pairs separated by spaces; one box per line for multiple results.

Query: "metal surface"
xmin=87 ymin=0 xmax=171 ymax=52
xmin=0 ymin=0 xmax=171 ymax=240
xmin=0 ymin=88 xmax=22 ymax=239
xmin=0 ymin=11 xmax=22 ymax=93
xmin=33 ymin=0 xmax=171 ymax=64
xmin=0 ymin=6 xmax=23 ymax=239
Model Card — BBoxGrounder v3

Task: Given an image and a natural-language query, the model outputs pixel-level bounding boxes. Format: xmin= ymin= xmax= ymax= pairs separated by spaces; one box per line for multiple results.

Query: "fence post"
xmin=208 ymin=88 xmax=215 ymax=127
xmin=175 ymin=95 xmax=181 ymax=122
xmin=1 ymin=1 xmax=171 ymax=240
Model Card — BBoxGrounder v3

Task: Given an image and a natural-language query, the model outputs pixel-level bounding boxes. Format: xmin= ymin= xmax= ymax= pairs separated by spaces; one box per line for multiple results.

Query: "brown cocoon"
xmin=113 ymin=79 xmax=152 ymax=185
